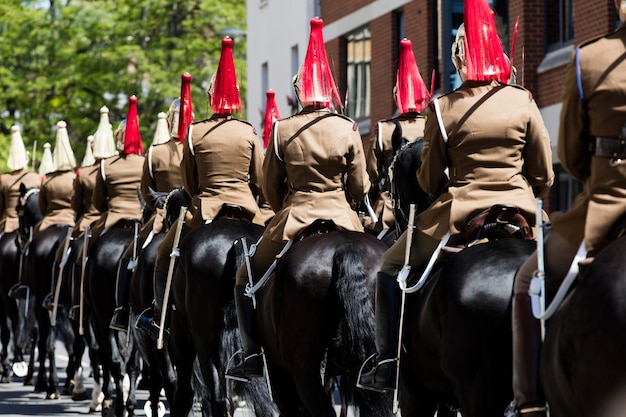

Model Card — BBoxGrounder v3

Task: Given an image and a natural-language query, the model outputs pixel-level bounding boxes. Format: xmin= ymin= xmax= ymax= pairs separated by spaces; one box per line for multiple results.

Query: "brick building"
xmin=319 ymin=0 xmax=620 ymax=212
xmin=247 ymin=0 xmax=620 ymax=212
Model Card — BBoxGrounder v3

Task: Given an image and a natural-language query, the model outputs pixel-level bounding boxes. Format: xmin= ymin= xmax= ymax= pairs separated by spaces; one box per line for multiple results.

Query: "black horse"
xmin=540 ymin=235 xmax=626 ymax=417
xmin=84 ymin=223 xmax=139 ymax=417
xmin=128 ymin=187 xmax=188 ymax=417
xmin=386 ymin=140 xmax=536 ymax=417
xmin=0 ymin=229 xmax=31 ymax=383
xmin=170 ymin=208 xmax=275 ymax=417
xmin=256 ymin=229 xmax=392 ymax=417
xmin=15 ymin=185 xmax=78 ymax=399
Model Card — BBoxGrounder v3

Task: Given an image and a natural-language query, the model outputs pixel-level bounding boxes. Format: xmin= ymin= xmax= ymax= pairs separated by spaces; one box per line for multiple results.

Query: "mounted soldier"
xmin=90 ymin=95 xmax=145 ymax=243
xmin=109 ymin=74 xmax=189 ymax=332
xmin=136 ymin=38 xmax=267 ymax=338
xmin=37 ymin=120 xmax=77 ymax=308
xmin=359 ymin=0 xmax=554 ymax=392
xmin=35 ymin=121 xmax=77 ymax=234
xmin=68 ymin=107 xmax=118 ymax=319
xmin=0 ymin=126 xmax=41 ymax=237
xmin=364 ymin=38 xmax=431 ymax=237
xmin=510 ymin=1 xmax=626 ymax=416
xmin=225 ymin=17 xmax=370 ymax=381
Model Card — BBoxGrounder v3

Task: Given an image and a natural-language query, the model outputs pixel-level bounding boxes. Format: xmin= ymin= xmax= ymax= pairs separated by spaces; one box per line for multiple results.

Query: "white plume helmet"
xmin=53 ymin=121 xmax=77 ymax=171
xmin=39 ymin=143 xmax=56 ymax=175
xmin=81 ymin=135 xmax=96 ymax=167
xmin=152 ymin=112 xmax=170 ymax=145
xmin=7 ymin=125 xmax=29 ymax=171
xmin=92 ymin=106 xmax=117 ymax=159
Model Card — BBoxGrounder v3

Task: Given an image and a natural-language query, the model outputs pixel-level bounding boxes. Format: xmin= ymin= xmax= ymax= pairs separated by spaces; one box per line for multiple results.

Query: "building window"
xmin=346 ymin=26 xmax=371 ymax=122
xmin=289 ymin=45 xmax=299 ymax=114
xmin=546 ymin=0 xmax=573 ymax=50
xmin=261 ymin=62 xmax=268 ymax=105
xmin=552 ymin=164 xmax=582 ymax=212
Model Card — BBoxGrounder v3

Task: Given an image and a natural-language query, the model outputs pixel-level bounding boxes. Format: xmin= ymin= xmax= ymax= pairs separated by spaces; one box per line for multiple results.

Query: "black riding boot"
xmin=226 ymin=285 xmax=263 ymax=381
xmin=110 ymin=258 xmax=132 ymax=331
xmin=510 ymin=291 xmax=546 ymax=417
xmin=135 ymin=270 xmax=167 ymax=341
xmin=358 ymin=271 xmax=400 ymax=392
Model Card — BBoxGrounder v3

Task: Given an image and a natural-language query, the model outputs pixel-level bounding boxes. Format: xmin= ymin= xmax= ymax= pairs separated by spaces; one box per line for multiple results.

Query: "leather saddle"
xmin=215 ymin=204 xmax=252 ymax=223
xmin=462 ymin=204 xmax=534 ymax=243
xmin=111 ymin=218 xmax=141 ymax=230
xmin=294 ymin=218 xmax=344 ymax=243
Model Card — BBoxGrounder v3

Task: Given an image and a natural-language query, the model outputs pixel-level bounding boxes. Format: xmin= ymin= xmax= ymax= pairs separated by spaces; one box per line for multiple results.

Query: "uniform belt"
xmin=593 ymin=136 xmax=626 ymax=159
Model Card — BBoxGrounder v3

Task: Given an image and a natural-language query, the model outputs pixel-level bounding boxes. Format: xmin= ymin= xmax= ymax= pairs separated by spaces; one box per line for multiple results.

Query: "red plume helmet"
xmin=396 ymin=39 xmax=431 ymax=114
xmin=297 ymin=17 xmax=342 ymax=110
xmin=463 ymin=0 xmax=510 ymax=83
xmin=124 ymin=95 xmax=144 ymax=155
xmin=263 ymin=90 xmax=282 ymax=149
xmin=211 ymin=37 xmax=241 ymax=115
xmin=178 ymin=72 xmax=193 ymax=142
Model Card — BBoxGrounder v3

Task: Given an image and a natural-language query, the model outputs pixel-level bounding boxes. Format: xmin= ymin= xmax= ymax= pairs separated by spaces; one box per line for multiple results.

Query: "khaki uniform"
xmin=0 ymin=168 xmax=41 ymax=233
xmin=91 ymin=154 xmax=144 ymax=238
xmin=72 ymin=164 xmax=101 ymax=237
xmin=550 ymin=23 xmax=626 ymax=253
xmin=235 ymin=106 xmax=370 ymax=285
xmin=122 ymin=140 xmax=184 ymax=261
xmin=36 ymin=170 xmax=76 ymax=232
xmin=141 ymin=140 xmax=184 ymax=235
xmin=155 ymin=115 xmax=265 ymax=275
xmin=365 ymin=112 xmax=426 ymax=232
xmin=381 ymin=80 xmax=554 ymax=274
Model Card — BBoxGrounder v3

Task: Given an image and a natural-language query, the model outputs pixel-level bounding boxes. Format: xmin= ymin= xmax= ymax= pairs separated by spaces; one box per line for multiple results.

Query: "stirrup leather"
xmin=518 ymin=406 xmax=547 ymax=415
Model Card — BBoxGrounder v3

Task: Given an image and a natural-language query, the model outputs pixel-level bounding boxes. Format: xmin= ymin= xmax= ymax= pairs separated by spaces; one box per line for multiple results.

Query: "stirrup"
xmin=68 ymin=305 xmax=80 ymax=322
xmin=109 ymin=307 xmax=129 ymax=332
xmin=356 ymin=353 xmax=396 ymax=393
xmin=8 ymin=284 xmax=29 ymax=299
xmin=225 ymin=350 xmax=263 ymax=382
xmin=42 ymin=293 xmax=54 ymax=311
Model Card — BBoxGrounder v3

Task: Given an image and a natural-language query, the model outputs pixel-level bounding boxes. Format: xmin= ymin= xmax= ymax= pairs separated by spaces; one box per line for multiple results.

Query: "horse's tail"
xmin=332 ymin=239 xmax=392 ymax=417
xmin=219 ymin=301 xmax=277 ymax=417
xmin=332 ymin=240 xmax=376 ymax=368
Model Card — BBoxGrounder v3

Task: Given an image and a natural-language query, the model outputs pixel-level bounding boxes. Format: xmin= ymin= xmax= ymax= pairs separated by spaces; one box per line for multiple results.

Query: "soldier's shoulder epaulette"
xmin=229 ymin=118 xmax=257 ymax=135
xmin=578 ymin=33 xmax=606 ymax=49
xmin=332 ymin=113 xmax=359 ymax=131
xmin=506 ymin=83 xmax=535 ymax=101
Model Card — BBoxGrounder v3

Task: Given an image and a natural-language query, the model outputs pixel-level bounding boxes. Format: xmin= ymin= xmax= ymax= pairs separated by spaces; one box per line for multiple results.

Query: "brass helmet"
xmin=451 ymin=24 xmax=467 ymax=81
xmin=166 ymin=99 xmax=180 ymax=139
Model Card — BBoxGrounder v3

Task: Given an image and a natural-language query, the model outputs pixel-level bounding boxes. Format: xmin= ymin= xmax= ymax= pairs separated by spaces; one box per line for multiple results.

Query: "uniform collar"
xmin=299 ymin=106 xmax=330 ymax=115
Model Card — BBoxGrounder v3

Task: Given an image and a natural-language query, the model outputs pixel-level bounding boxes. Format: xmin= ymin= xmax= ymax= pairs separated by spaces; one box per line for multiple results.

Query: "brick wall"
xmin=370 ymin=13 xmax=397 ymax=125
xmin=321 ymin=0 xmax=374 ymax=25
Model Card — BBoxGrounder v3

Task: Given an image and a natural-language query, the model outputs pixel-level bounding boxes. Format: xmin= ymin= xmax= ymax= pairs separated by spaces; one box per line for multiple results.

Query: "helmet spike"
xmin=463 ymin=0 xmax=510 ymax=83
xmin=395 ymin=38 xmax=431 ymax=114
xmin=263 ymin=89 xmax=282 ymax=149
xmin=295 ymin=17 xmax=342 ymax=110
xmin=123 ymin=95 xmax=143 ymax=155
xmin=178 ymin=72 xmax=193 ymax=141
xmin=211 ymin=38 xmax=241 ymax=115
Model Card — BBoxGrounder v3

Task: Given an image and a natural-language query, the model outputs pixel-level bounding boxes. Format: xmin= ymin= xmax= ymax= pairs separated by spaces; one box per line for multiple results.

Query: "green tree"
xmin=0 ymin=0 xmax=247 ymax=172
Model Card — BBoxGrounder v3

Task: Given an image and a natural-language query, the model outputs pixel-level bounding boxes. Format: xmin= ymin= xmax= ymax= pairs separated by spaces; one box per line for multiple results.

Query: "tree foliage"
xmin=0 ymin=0 xmax=247 ymax=171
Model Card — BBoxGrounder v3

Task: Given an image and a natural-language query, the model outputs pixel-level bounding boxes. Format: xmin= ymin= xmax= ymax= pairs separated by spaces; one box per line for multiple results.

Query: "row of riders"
xmin=1 ymin=0 xmax=626 ymax=415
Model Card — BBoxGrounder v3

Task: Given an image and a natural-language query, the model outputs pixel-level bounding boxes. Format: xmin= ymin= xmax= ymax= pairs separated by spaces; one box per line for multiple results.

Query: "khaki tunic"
xmin=418 ymin=80 xmax=554 ymax=240
xmin=263 ymin=107 xmax=370 ymax=242
xmin=551 ymin=23 xmax=626 ymax=253
xmin=182 ymin=115 xmax=264 ymax=228
xmin=92 ymin=154 xmax=144 ymax=235
xmin=72 ymin=164 xmax=100 ymax=236
xmin=36 ymin=170 xmax=76 ymax=231
xmin=141 ymin=140 xmax=184 ymax=234
xmin=0 ymin=168 xmax=41 ymax=233
xmin=365 ymin=113 xmax=426 ymax=232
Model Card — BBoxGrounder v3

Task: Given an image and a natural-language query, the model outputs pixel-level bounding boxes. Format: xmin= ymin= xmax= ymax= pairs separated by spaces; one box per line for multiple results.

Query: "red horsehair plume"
xmin=124 ymin=95 xmax=143 ymax=155
xmin=463 ymin=0 xmax=510 ymax=83
xmin=178 ymin=72 xmax=193 ymax=142
xmin=395 ymin=38 xmax=431 ymax=114
xmin=299 ymin=17 xmax=343 ymax=111
xmin=212 ymin=37 xmax=241 ymax=115
xmin=263 ymin=90 xmax=282 ymax=149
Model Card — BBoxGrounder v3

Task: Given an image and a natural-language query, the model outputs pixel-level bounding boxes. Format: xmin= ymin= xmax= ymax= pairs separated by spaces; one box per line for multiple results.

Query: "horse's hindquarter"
xmin=542 ymin=236 xmax=626 ymax=417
